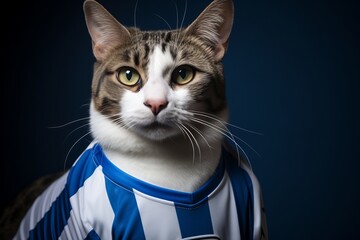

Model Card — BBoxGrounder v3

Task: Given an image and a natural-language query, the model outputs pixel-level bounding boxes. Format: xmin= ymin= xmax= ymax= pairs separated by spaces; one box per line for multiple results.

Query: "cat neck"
xmin=102 ymin=139 xmax=222 ymax=193
xmin=90 ymin=104 xmax=224 ymax=193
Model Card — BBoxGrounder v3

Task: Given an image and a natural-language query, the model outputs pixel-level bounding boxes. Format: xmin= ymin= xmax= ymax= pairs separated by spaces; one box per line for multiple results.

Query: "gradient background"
xmin=3 ymin=0 xmax=359 ymax=239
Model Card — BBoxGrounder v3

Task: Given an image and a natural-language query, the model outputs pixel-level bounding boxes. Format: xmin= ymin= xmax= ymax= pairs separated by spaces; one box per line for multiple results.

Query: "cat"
xmin=1 ymin=0 xmax=268 ymax=239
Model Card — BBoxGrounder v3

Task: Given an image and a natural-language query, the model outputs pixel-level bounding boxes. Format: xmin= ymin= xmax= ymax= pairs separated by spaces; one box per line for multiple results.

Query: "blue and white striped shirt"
xmin=15 ymin=143 xmax=267 ymax=240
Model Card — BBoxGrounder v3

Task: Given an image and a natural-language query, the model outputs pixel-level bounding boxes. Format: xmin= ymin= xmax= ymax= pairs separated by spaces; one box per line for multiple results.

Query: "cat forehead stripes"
xmin=84 ymin=0 xmax=234 ymax=140
xmin=118 ymin=30 xmax=179 ymax=71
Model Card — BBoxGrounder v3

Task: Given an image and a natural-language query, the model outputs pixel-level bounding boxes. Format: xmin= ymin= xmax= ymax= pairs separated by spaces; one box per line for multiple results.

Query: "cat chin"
xmin=131 ymin=120 xmax=181 ymax=141
xmin=90 ymin=103 xmax=181 ymax=152
xmin=133 ymin=127 xmax=179 ymax=141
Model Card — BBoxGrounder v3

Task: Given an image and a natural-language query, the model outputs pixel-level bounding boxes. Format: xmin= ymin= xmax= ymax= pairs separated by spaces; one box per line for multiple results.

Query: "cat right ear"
xmin=83 ymin=0 xmax=131 ymax=61
xmin=185 ymin=0 xmax=234 ymax=62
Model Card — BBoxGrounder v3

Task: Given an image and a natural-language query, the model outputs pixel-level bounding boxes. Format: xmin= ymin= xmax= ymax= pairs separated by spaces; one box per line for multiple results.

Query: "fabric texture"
xmin=14 ymin=143 xmax=266 ymax=240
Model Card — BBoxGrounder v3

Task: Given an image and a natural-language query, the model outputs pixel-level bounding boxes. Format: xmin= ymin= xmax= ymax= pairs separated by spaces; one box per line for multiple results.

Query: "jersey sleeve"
xmin=13 ymin=144 xmax=102 ymax=240
xmin=223 ymin=142 xmax=269 ymax=240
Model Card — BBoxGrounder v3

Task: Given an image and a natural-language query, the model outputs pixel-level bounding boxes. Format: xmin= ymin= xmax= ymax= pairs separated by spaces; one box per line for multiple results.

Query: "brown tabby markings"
xmin=0 ymin=0 xmax=238 ymax=238
xmin=92 ymin=28 xmax=227 ymax=126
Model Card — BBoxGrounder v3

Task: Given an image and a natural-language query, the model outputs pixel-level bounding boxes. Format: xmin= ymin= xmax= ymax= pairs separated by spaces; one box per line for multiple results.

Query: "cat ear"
xmin=185 ymin=0 xmax=234 ymax=61
xmin=83 ymin=0 xmax=131 ymax=61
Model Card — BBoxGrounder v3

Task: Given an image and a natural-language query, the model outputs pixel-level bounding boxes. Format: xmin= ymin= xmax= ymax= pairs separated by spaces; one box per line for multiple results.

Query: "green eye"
xmin=117 ymin=67 xmax=140 ymax=86
xmin=172 ymin=65 xmax=195 ymax=85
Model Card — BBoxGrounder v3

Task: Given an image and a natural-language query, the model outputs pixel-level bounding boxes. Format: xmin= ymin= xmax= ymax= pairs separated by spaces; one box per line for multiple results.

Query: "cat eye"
xmin=116 ymin=67 xmax=141 ymax=86
xmin=172 ymin=65 xmax=195 ymax=85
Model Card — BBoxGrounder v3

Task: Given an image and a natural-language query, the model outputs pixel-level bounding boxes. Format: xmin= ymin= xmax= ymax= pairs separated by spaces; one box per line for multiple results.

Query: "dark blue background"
xmin=3 ymin=0 xmax=359 ymax=239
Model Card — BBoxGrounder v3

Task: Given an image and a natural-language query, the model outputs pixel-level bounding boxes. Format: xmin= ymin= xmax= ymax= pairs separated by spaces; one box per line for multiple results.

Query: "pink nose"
xmin=144 ymin=99 xmax=168 ymax=115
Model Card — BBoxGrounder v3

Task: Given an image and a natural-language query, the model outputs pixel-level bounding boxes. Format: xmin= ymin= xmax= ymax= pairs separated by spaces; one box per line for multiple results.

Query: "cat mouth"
xmin=140 ymin=121 xmax=172 ymax=130
xmin=135 ymin=121 xmax=178 ymax=140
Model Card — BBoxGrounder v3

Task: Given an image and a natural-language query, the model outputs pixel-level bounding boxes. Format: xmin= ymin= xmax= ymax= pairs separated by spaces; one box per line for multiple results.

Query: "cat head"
xmin=83 ymin=0 xmax=234 ymax=148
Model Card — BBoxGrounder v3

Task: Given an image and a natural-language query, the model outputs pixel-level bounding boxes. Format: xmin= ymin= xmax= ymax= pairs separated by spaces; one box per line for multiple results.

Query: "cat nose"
xmin=144 ymin=99 xmax=168 ymax=115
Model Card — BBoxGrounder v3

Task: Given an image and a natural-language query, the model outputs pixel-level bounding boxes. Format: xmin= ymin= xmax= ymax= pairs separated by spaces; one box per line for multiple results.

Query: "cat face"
xmin=84 ymin=0 xmax=233 ymax=142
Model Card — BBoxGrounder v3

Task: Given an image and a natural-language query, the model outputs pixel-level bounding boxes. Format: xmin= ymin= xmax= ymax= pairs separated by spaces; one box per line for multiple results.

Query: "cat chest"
xmin=18 ymin=146 xmax=255 ymax=240
xmin=83 ymin=170 xmax=242 ymax=239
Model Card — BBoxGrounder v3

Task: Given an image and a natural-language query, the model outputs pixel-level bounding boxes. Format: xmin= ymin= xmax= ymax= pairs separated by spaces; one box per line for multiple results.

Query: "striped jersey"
xmin=14 ymin=143 xmax=267 ymax=240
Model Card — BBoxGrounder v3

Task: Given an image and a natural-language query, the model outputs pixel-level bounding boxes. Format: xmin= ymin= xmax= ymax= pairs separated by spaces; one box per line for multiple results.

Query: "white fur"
xmin=90 ymin=102 xmax=223 ymax=192
xmin=144 ymin=45 xmax=173 ymax=101
xmin=90 ymin=44 xmax=225 ymax=192
xmin=121 ymin=45 xmax=190 ymax=140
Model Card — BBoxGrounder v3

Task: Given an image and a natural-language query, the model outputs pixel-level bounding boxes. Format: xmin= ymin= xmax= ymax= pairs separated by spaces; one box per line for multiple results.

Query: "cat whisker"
xmin=80 ymin=103 xmax=91 ymax=109
xmin=225 ymin=122 xmax=264 ymax=136
xmin=133 ymin=0 xmax=139 ymax=29
xmin=92 ymin=112 xmax=124 ymax=126
xmin=232 ymin=135 xmax=262 ymax=158
xmin=62 ymin=112 xmax=128 ymax=168
xmin=189 ymin=110 xmax=262 ymax=158
xmin=133 ymin=0 xmax=141 ymax=48
xmin=49 ymin=111 xmax=127 ymax=143
xmin=64 ymin=131 xmax=92 ymax=170
xmin=176 ymin=123 xmax=196 ymax=164
xmin=180 ymin=122 xmax=202 ymax=163
xmin=188 ymin=116 xmax=252 ymax=167
xmin=189 ymin=110 xmax=263 ymax=136
xmin=176 ymin=122 xmax=187 ymax=139
xmin=175 ymin=0 xmax=187 ymax=47
xmin=47 ymin=117 xmax=92 ymax=150
xmin=47 ymin=116 xmax=91 ymax=129
xmin=176 ymin=0 xmax=190 ymax=50
xmin=186 ymin=123 xmax=213 ymax=151
xmin=112 ymin=116 xmax=127 ymax=128
xmin=180 ymin=0 xmax=187 ymax=31
xmin=153 ymin=13 xmax=172 ymax=30
xmin=64 ymin=123 xmax=91 ymax=141
xmin=123 ymin=118 xmax=139 ymax=130
xmin=170 ymin=0 xmax=179 ymax=29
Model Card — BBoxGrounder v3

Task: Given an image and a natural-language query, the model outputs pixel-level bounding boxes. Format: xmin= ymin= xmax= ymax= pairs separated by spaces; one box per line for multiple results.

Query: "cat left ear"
xmin=83 ymin=0 xmax=131 ymax=61
xmin=185 ymin=0 xmax=234 ymax=62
